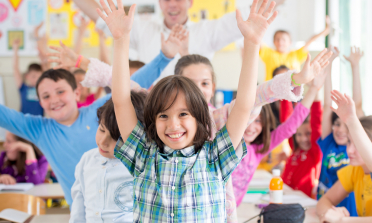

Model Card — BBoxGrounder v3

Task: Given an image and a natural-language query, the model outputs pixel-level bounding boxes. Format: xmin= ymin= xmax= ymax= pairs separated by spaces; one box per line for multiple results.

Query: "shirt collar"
xmin=161 ymin=18 xmax=193 ymax=33
xmin=163 ymin=145 xmax=196 ymax=157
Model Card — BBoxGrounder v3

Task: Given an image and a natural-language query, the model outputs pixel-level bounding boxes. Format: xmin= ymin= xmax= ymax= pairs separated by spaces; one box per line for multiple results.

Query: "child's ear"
xmin=188 ymin=0 xmax=193 ymax=8
xmin=74 ymin=88 xmax=81 ymax=102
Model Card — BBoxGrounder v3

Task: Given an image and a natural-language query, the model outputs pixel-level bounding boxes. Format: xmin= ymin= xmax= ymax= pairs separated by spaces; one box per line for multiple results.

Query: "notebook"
xmin=0 ymin=209 xmax=32 ymax=223
xmin=0 ymin=183 xmax=34 ymax=192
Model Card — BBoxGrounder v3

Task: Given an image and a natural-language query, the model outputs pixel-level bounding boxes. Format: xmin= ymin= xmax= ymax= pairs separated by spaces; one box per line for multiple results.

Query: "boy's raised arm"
xmin=226 ymin=0 xmax=277 ymax=149
xmin=96 ymin=0 xmax=138 ymax=141
xmin=12 ymin=39 xmax=23 ymax=89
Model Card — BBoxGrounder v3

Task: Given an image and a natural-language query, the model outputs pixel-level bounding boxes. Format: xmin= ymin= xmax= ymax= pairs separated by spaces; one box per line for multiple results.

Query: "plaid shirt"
xmin=114 ymin=121 xmax=247 ymax=223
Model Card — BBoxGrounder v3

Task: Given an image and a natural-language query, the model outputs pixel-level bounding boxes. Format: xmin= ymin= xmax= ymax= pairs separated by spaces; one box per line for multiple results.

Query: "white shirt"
xmin=70 ymin=149 xmax=134 ymax=223
xmin=96 ymin=12 xmax=244 ymax=83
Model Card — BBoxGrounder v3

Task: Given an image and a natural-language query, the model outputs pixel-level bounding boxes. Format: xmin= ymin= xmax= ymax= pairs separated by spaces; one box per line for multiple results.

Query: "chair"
xmin=0 ymin=193 xmax=45 ymax=215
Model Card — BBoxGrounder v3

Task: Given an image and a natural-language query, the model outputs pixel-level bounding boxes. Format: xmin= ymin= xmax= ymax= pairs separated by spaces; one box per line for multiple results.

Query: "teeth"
xmin=169 ymin=12 xmax=179 ymax=15
xmin=53 ymin=105 xmax=63 ymax=110
xmin=168 ymin=133 xmax=183 ymax=139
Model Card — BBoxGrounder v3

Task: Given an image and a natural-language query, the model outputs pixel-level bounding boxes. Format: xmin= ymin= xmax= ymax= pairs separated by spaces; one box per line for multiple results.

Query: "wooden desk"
xmin=30 ymin=214 xmax=70 ymax=223
xmin=0 ymin=183 xmax=64 ymax=200
xmin=237 ymin=170 xmax=320 ymax=223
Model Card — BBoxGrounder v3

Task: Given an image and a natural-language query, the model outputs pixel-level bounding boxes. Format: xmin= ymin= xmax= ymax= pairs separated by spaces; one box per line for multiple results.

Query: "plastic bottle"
xmin=269 ymin=169 xmax=283 ymax=204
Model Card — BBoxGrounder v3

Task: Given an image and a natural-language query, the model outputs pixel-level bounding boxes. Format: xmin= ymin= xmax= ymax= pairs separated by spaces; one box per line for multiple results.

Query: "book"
xmin=0 ymin=183 xmax=34 ymax=192
xmin=0 ymin=209 xmax=32 ymax=223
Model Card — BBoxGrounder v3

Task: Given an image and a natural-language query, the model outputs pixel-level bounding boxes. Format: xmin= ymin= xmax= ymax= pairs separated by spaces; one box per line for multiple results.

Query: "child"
xmin=317 ymin=47 xmax=364 ymax=216
xmin=99 ymin=0 xmax=278 ymax=221
xmin=260 ymin=17 xmax=330 ymax=81
xmin=73 ymin=69 xmax=104 ymax=108
xmin=0 ymin=132 xmax=48 ymax=185
xmin=281 ymin=82 xmax=323 ymax=198
xmin=230 ymin=60 xmax=332 ymax=205
xmin=12 ymin=40 xmax=43 ymax=116
xmin=70 ymin=91 xmax=146 ymax=222
xmin=316 ymin=91 xmax=372 ymax=222
xmin=129 ymin=60 xmax=145 ymax=76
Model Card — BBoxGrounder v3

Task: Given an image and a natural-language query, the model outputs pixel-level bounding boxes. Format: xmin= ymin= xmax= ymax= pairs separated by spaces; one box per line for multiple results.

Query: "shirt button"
xmin=175 ymin=159 xmax=178 ymax=163
xmin=172 ymin=186 xmax=175 ymax=190
xmin=95 ymin=212 xmax=99 ymax=216
xmin=99 ymin=189 xmax=102 ymax=193
xmin=171 ymin=213 xmax=174 ymax=217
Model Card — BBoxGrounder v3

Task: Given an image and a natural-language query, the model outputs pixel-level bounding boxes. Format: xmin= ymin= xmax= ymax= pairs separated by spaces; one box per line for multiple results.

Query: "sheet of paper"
xmin=242 ymin=193 xmax=263 ymax=203
xmin=0 ymin=183 xmax=34 ymax=191
xmin=261 ymin=194 xmax=318 ymax=207
xmin=248 ymin=179 xmax=271 ymax=188
xmin=0 ymin=209 xmax=31 ymax=223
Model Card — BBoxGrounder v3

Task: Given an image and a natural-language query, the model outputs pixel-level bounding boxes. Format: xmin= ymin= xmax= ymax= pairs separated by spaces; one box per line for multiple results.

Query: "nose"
xmin=168 ymin=116 xmax=180 ymax=130
xmin=99 ymin=134 xmax=110 ymax=148
xmin=50 ymin=93 xmax=59 ymax=104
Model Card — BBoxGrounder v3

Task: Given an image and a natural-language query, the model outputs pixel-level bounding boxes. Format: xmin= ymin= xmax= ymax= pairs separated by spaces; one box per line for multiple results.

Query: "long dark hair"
xmin=2 ymin=134 xmax=43 ymax=176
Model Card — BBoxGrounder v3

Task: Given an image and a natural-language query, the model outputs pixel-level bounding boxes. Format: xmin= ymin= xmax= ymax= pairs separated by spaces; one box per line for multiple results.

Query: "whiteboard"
xmin=0 ymin=76 xmax=5 ymax=141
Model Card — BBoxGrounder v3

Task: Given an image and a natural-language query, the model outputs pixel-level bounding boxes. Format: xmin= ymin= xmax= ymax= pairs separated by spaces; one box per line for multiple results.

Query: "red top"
xmin=281 ymin=101 xmax=323 ymax=197
xmin=77 ymin=94 xmax=95 ymax=108
xmin=280 ymin=100 xmax=295 ymax=149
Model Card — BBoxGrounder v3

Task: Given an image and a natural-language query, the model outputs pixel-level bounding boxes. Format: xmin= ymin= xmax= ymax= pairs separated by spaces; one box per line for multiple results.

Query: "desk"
xmin=0 ymin=183 xmax=64 ymax=200
xmin=236 ymin=170 xmax=320 ymax=223
xmin=30 ymin=214 xmax=70 ymax=223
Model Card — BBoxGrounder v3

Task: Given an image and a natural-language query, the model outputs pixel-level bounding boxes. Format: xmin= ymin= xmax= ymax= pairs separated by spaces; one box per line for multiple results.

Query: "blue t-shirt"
xmin=0 ymin=51 xmax=171 ymax=205
xmin=19 ymin=83 xmax=43 ymax=116
xmin=317 ymin=133 xmax=358 ymax=216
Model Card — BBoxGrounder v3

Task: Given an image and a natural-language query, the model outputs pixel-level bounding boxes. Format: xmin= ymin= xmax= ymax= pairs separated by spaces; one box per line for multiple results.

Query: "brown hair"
xmin=251 ymin=104 xmax=277 ymax=154
xmin=2 ymin=134 xmax=43 ymax=176
xmin=144 ymin=75 xmax=212 ymax=151
xmin=273 ymin=30 xmax=291 ymax=41
xmin=36 ymin=69 xmax=77 ymax=98
xmin=72 ymin=69 xmax=86 ymax=76
xmin=272 ymin=65 xmax=289 ymax=78
xmin=27 ymin=63 xmax=42 ymax=73
xmin=174 ymin=54 xmax=216 ymax=84
xmin=97 ymin=91 xmax=147 ymax=141
xmin=129 ymin=60 xmax=145 ymax=69
xmin=359 ymin=116 xmax=372 ymax=141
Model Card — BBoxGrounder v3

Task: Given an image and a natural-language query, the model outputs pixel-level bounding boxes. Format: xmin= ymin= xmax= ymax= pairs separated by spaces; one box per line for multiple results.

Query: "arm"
xmin=74 ymin=0 xmax=100 ymax=22
xmin=316 ymin=181 xmax=350 ymax=222
xmin=74 ymin=19 xmax=90 ymax=54
xmin=302 ymin=16 xmax=330 ymax=51
xmin=343 ymin=46 xmax=364 ymax=117
xmin=34 ymin=22 xmax=50 ymax=71
xmin=93 ymin=87 xmax=104 ymax=100
xmin=330 ymin=90 xmax=372 ymax=171
xmin=12 ymin=40 xmax=23 ymax=89
xmin=227 ymin=0 xmax=278 ymax=149
xmin=25 ymin=155 xmax=48 ymax=184
xmin=96 ymin=28 xmax=111 ymax=65
xmin=70 ymin=158 xmax=86 ymax=223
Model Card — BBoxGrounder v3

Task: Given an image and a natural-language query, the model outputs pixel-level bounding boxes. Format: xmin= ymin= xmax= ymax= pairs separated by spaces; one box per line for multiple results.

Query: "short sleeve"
xmin=114 ymin=121 xmax=151 ymax=177
xmin=337 ymin=166 xmax=354 ymax=193
xmin=294 ymin=47 xmax=308 ymax=63
xmin=208 ymin=125 xmax=247 ymax=183
xmin=317 ymin=133 xmax=333 ymax=153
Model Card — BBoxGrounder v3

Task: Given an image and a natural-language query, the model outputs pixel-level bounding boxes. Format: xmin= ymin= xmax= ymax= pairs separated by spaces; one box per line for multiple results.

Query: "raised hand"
xmin=330 ymin=90 xmax=357 ymax=124
xmin=34 ymin=21 xmax=44 ymax=39
xmin=78 ymin=18 xmax=91 ymax=35
xmin=343 ymin=46 xmax=364 ymax=66
xmin=96 ymin=0 xmax=136 ymax=40
xmin=328 ymin=46 xmax=339 ymax=62
xmin=293 ymin=49 xmax=333 ymax=85
xmin=161 ymin=24 xmax=188 ymax=58
xmin=48 ymin=41 xmax=79 ymax=69
xmin=178 ymin=27 xmax=189 ymax=57
xmin=236 ymin=0 xmax=278 ymax=44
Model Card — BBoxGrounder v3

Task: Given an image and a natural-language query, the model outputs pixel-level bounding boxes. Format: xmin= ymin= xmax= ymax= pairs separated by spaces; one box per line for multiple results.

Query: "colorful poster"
xmin=28 ymin=0 xmax=45 ymax=25
xmin=7 ymin=0 xmax=23 ymax=11
xmin=49 ymin=12 xmax=68 ymax=39
xmin=7 ymin=30 xmax=24 ymax=49
xmin=0 ymin=3 xmax=9 ymax=22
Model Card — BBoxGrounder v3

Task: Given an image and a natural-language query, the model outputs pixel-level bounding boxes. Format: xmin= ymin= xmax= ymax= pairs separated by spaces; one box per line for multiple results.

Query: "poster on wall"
xmin=0 ymin=0 xmax=47 ymax=56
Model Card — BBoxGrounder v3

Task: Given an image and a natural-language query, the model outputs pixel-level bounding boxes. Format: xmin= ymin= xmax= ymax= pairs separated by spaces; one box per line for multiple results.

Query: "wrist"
xmin=345 ymin=115 xmax=359 ymax=127
xmin=244 ymin=39 xmax=260 ymax=48
xmin=291 ymin=72 xmax=302 ymax=86
xmin=113 ymin=34 xmax=130 ymax=43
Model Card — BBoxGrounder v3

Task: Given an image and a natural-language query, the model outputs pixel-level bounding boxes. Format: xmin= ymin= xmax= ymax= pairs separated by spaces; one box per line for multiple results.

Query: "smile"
xmin=166 ymin=132 xmax=185 ymax=139
xmin=169 ymin=12 xmax=180 ymax=16
xmin=51 ymin=104 xmax=64 ymax=111
xmin=99 ymin=147 xmax=109 ymax=153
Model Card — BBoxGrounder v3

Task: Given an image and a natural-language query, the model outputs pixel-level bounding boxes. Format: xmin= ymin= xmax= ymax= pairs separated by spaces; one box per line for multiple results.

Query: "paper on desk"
xmin=0 ymin=209 xmax=31 ymax=223
xmin=248 ymin=179 xmax=271 ymax=188
xmin=242 ymin=193 xmax=263 ymax=203
xmin=0 ymin=183 xmax=34 ymax=191
xmin=261 ymin=194 xmax=318 ymax=207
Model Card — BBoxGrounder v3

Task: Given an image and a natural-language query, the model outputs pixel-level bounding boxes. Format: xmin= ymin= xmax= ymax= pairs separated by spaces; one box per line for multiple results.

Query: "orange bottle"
xmin=269 ymin=169 xmax=283 ymax=204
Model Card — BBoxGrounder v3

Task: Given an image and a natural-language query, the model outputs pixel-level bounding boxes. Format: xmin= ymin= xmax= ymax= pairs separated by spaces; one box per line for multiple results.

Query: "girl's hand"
xmin=8 ymin=141 xmax=33 ymax=153
xmin=78 ymin=18 xmax=90 ymax=35
xmin=0 ymin=174 xmax=16 ymax=185
xmin=320 ymin=206 xmax=349 ymax=223
xmin=34 ymin=21 xmax=44 ymax=39
xmin=329 ymin=46 xmax=340 ymax=63
xmin=96 ymin=0 xmax=136 ymax=40
xmin=292 ymin=49 xmax=333 ymax=85
xmin=96 ymin=28 xmax=107 ymax=39
xmin=236 ymin=0 xmax=278 ymax=45
xmin=178 ymin=27 xmax=189 ymax=57
xmin=161 ymin=24 xmax=183 ymax=59
xmin=330 ymin=90 xmax=357 ymax=125
xmin=48 ymin=41 xmax=79 ymax=69
xmin=12 ymin=39 xmax=20 ymax=49
xmin=343 ymin=46 xmax=364 ymax=67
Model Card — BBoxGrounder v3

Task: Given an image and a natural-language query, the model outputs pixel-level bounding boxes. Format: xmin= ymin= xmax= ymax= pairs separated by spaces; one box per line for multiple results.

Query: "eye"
xmin=42 ymin=95 xmax=49 ymax=100
xmin=180 ymin=112 xmax=188 ymax=117
xmin=100 ymin=128 xmax=105 ymax=133
xmin=57 ymin=90 xmax=64 ymax=94
xmin=202 ymin=82 xmax=209 ymax=86
xmin=159 ymin=114 xmax=167 ymax=119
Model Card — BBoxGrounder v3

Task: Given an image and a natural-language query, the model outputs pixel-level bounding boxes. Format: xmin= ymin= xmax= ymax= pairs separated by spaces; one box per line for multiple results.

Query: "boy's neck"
xmin=56 ymin=110 xmax=80 ymax=126
xmin=275 ymin=48 xmax=288 ymax=54
xmin=361 ymin=164 xmax=370 ymax=175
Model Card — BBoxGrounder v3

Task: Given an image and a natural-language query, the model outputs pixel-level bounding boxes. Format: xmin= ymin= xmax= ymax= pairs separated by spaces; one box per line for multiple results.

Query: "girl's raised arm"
xmin=226 ymin=0 xmax=278 ymax=149
xmin=96 ymin=0 xmax=138 ymax=141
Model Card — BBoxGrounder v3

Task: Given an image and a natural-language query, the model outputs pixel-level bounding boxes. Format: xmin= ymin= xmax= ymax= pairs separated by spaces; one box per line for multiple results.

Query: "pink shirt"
xmin=77 ymin=94 xmax=95 ymax=108
xmin=231 ymin=103 xmax=309 ymax=206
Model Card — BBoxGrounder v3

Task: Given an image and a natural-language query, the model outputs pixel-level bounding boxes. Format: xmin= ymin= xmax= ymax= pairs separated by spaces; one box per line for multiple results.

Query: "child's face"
xmin=295 ymin=123 xmax=311 ymax=151
xmin=156 ymin=90 xmax=197 ymax=150
xmin=274 ymin=33 xmax=291 ymax=53
xmin=74 ymin=74 xmax=90 ymax=98
xmin=332 ymin=118 xmax=349 ymax=145
xmin=96 ymin=123 xmax=116 ymax=159
xmin=181 ymin=64 xmax=215 ymax=103
xmin=4 ymin=132 xmax=19 ymax=161
xmin=244 ymin=115 xmax=263 ymax=143
xmin=38 ymin=78 xmax=80 ymax=125
xmin=346 ymin=135 xmax=365 ymax=166
xmin=25 ymin=70 xmax=42 ymax=87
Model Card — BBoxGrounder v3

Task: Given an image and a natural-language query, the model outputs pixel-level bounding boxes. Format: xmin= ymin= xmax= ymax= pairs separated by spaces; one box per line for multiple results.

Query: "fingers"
xmin=49 ymin=46 xmax=62 ymax=53
xmin=250 ymin=0 xmax=259 ymax=15
xmin=117 ymin=0 xmax=123 ymax=11
xmin=312 ymin=48 xmax=328 ymax=63
xmin=267 ymin=11 xmax=278 ymax=24
xmin=257 ymin=0 xmax=269 ymax=15
xmin=96 ymin=8 xmax=108 ymax=21
xmin=107 ymin=0 xmax=117 ymax=12
xmin=47 ymin=53 xmax=60 ymax=58
xmin=319 ymin=51 xmax=333 ymax=67
xmin=263 ymin=1 xmax=276 ymax=18
xmin=341 ymin=207 xmax=350 ymax=217
xmin=304 ymin=53 xmax=311 ymax=66
xmin=99 ymin=0 xmax=112 ymax=16
xmin=236 ymin=9 xmax=243 ymax=23
xmin=128 ymin=4 xmax=137 ymax=20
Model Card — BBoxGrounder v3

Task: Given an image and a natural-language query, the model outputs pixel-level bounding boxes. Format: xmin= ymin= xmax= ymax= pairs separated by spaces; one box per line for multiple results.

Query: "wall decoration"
xmin=7 ymin=0 xmax=23 ymax=11
xmin=48 ymin=0 xmax=63 ymax=10
xmin=27 ymin=0 xmax=45 ymax=25
xmin=0 ymin=3 xmax=9 ymax=22
xmin=7 ymin=30 xmax=24 ymax=49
